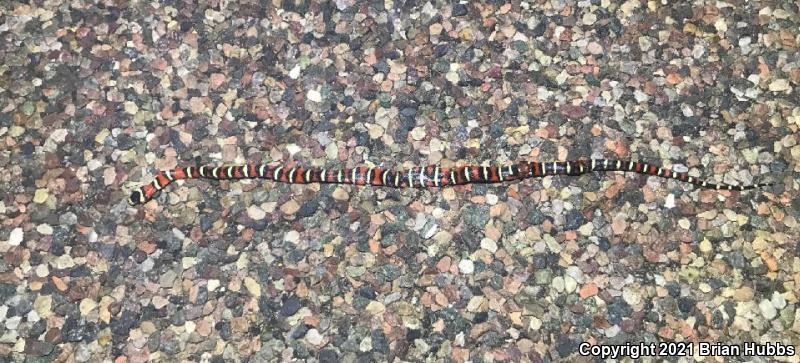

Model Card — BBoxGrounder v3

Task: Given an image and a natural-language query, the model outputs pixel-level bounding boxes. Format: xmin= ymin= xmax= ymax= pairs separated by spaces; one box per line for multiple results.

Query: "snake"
xmin=128 ymin=159 xmax=772 ymax=205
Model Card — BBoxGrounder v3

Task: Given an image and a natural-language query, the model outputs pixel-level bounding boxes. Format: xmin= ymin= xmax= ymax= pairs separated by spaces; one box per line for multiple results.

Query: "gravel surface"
xmin=1 ymin=1 xmax=799 ymax=362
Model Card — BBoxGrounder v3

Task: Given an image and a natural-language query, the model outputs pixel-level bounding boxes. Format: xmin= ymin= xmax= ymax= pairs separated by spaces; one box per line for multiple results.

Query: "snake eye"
xmin=129 ymin=191 xmax=142 ymax=205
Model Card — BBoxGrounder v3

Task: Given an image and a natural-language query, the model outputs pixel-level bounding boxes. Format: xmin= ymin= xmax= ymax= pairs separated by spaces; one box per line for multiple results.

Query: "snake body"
xmin=128 ymin=159 xmax=771 ymax=205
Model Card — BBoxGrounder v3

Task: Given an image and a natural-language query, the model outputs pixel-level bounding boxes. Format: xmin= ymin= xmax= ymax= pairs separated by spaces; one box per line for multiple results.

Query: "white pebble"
xmin=8 ymin=228 xmax=23 ymax=246
xmin=36 ymin=224 xmax=53 ymax=235
xmin=458 ymin=259 xmax=475 ymax=274
xmin=288 ymin=64 xmax=301 ymax=79
xmin=480 ymin=238 xmax=498 ymax=253
xmin=307 ymin=89 xmax=322 ymax=102
xmin=286 ymin=143 xmax=301 ymax=156
xmin=284 ymin=230 xmax=300 ymax=244
xmin=247 ymin=205 xmax=266 ymax=220
xmin=758 ymin=299 xmax=777 ymax=319
xmin=664 ymin=194 xmax=675 ymax=209
xmin=771 ymin=292 xmax=786 ymax=309
xmin=306 ymin=329 xmax=324 ymax=345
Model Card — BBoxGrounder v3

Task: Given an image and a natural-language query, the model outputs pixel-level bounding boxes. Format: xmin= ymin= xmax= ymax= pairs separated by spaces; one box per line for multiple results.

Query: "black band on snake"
xmin=127 ymin=159 xmax=772 ymax=205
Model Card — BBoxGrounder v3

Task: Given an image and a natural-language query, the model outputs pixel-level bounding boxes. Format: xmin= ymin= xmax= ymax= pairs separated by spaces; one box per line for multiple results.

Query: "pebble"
xmin=244 ymin=277 xmax=261 ymax=297
xmin=288 ymin=65 xmax=301 ymax=79
xmin=587 ymin=42 xmax=603 ymax=54
xmin=664 ymin=194 xmax=675 ymax=208
xmin=771 ymin=292 xmax=786 ymax=309
xmin=552 ymin=276 xmax=565 ymax=292
xmin=325 ymin=143 xmax=338 ymax=160
xmin=36 ymin=224 xmax=53 ymax=235
xmin=480 ymin=238 xmax=498 ymax=253
xmin=758 ymin=299 xmax=777 ymax=319
xmin=579 ymin=283 xmax=598 ymax=299
xmin=529 ymin=317 xmax=542 ymax=330
xmin=332 ymin=187 xmax=349 ymax=201
xmin=768 ymin=79 xmax=791 ymax=92
xmin=306 ymin=329 xmax=324 ymax=345
xmin=33 ymin=189 xmax=49 ymax=203
xmin=458 ymin=259 xmax=474 ymax=274
xmin=699 ymin=239 xmax=713 ymax=253
xmin=247 ymin=205 xmax=266 ymax=220
xmin=8 ymin=228 xmax=23 ymax=246
xmin=124 ymin=101 xmax=138 ymax=115
xmin=365 ymin=301 xmax=385 ymax=314
xmin=79 ymin=298 xmax=97 ymax=315
xmin=286 ymin=143 xmax=301 ymax=155
xmin=281 ymin=200 xmax=300 ymax=214
xmin=151 ymin=296 xmax=169 ymax=309
xmin=410 ymin=127 xmax=426 ymax=141
xmin=209 ymin=73 xmax=226 ymax=89
xmin=207 ymin=280 xmax=220 ymax=291
xmin=611 ymin=218 xmax=627 ymax=234
xmin=307 ymin=89 xmax=322 ymax=102
xmin=563 ymin=276 xmax=577 ymax=293
xmin=284 ymin=231 xmax=300 ymax=244
xmin=367 ymin=123 xmax=385 ymax=139
xmin=433 ymin=230 xmax=452 ymax=244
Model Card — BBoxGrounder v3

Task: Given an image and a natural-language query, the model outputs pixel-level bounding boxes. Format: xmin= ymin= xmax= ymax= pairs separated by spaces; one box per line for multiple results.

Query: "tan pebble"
xmin=244 ymin=277 xmax=261 ymax=297
xmin=281 ymin=200 xmax=300 ymax=214
xmin=51 ymin=276 xmax=68 ymax=291
xmin=587 ymin=41 xmax=603 ymax=54
xmin=436 ymin=256 xmax=451 ymax=273
xmin=367 ymin=123 xmax=384 ymax=139
xmin=189 ymin=97 xmax=205 ymax=113
xmin=33 ymin=189 xmax=49 ymax=204
xmin=332 ymin=187 xmax=349 ymax=201
xmin=489 ymin=203 xmax=506 ymax=217
xmin=733 ymin=286 xmax=754 ymax=301
xmin=768 ymin=79 xmax=791 ymax=92
xmin=34 ymin=295 xmax=52 ymax=317
xmin=485 ymin=225 xmax=502 ymax=242
xmin=611 ymin=218 xmax=627 ymax=234
xmin=151 ymin=296 xmax=169 ymax=309
xmin=577 ymin=223 xmax=594 ymax=236
xmin=79 ymin=298 xmax=97 ymax=315
xmin=209 ymin=73 xmax=226 ymax=89
xmin=365 ymin=301 xmax=385 ymax=314
xmin=697 ymin=210 xmax=717 ymax=220
xmin=124 ymin=101 xmax=138 ymax=115
xmin=467 ymin=296 xmax=485 ymax=312
xmin=442 ymin=188 xmax=456 ymax=200
xmin=434 ymin=230 xmax=453 ymax=244
xmin=699 ymin=239 xmax=713 ymax=253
